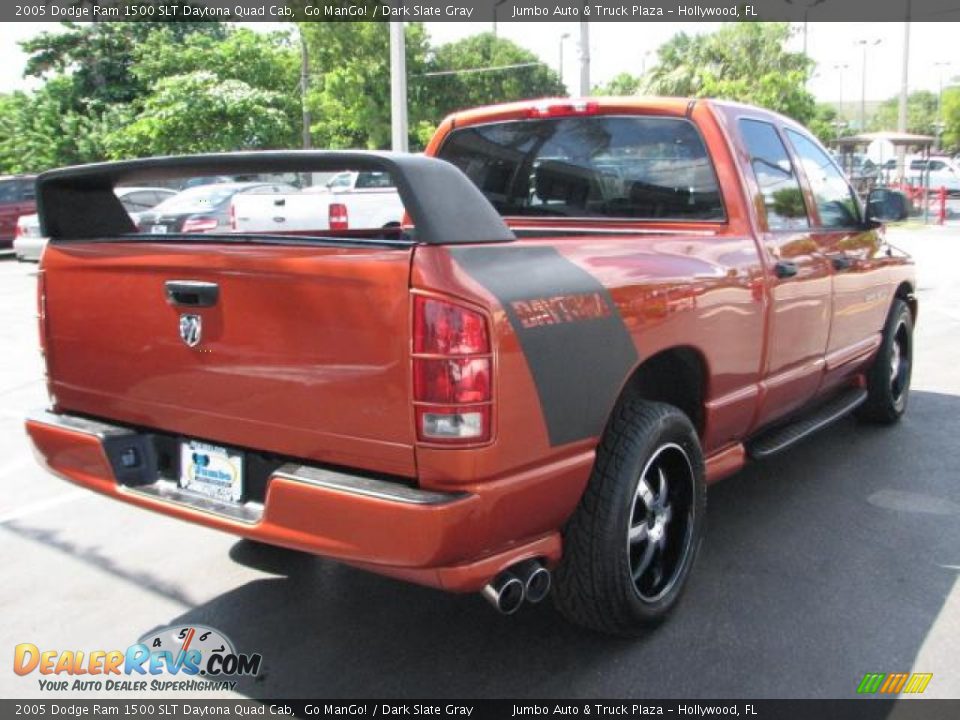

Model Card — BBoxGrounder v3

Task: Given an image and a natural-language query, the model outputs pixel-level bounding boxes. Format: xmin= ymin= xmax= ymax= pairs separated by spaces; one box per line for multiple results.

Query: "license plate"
xmin=179 ymin=440 xmax=243 ymax=503
xmin=150 ymin=224 xmax=169 ymax=234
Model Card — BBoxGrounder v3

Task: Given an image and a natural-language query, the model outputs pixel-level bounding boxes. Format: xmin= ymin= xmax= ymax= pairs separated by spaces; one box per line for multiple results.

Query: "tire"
xmin=553 ymin=399 xmax=706 ymax=636
xmin=857 ymin=299 xmax=913 ymax=424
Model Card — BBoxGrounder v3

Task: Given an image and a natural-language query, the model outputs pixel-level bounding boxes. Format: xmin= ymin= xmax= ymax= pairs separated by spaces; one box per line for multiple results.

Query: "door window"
xmin=786 ymin=130 xmax=861 ymax=229
xmin=739 ymin=119 xmax=808 ymax=230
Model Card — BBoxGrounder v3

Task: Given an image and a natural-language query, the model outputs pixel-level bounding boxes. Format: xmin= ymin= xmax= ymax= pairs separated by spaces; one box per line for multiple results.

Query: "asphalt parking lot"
xmin=2 ymin=227 xmax=959 ymax=700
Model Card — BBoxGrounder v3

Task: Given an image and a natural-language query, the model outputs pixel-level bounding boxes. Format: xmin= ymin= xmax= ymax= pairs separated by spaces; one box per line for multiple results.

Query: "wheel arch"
xmin=612 ymin=346 xmax=709 ymax=438
xmin=894 ymin=281 xmax=917 ymax=322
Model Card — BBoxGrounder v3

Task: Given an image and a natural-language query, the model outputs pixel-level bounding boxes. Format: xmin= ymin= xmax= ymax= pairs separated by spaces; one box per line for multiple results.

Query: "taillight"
xmin=525 ymin=100 xmax=600 ymax=118
xmin=181 ymin=216 xmax=219 ymax=233
xmin=412 ymin=296 xmax=492 ymax=443
xmin=15 ymin=220 xmax=24 ymax=238
xmin=329 ymin=203 xmax=348 ymax=231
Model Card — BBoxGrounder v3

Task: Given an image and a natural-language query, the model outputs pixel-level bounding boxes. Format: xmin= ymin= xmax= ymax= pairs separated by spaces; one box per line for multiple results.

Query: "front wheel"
xmin=553 ymin=400 xmax=706 ymax=636
xmin=857 ymin=298 xmax=913 ymax=424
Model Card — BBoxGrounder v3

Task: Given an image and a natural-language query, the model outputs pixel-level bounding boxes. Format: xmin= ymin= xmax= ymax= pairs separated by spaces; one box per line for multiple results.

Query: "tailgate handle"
xmin=165 ymin=280 xmax=219 ymax=307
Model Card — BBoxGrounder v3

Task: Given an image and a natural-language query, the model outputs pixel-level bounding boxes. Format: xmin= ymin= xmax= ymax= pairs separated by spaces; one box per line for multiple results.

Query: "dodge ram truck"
xmin=26 ymin=98 xmax=915 ymax=636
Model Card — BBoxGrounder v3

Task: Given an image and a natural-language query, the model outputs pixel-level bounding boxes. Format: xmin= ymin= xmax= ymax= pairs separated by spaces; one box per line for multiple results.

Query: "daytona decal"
xmin=449 ymin=246 xmax=638 ymax=446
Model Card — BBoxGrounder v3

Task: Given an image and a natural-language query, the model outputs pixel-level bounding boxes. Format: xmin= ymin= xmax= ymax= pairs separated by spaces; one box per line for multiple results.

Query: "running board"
xmin=747 ymin=388 xmax=867 ymax=460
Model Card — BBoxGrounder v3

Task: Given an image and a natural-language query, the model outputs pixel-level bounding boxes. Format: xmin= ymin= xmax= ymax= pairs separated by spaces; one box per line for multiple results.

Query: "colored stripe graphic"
xmin=903 ymin=674 xmax=933 ymax=694
xmin=858 ymin=672 xmax=932 ymax=694
xmin=857 ymin=674 xmax=886 ymax=694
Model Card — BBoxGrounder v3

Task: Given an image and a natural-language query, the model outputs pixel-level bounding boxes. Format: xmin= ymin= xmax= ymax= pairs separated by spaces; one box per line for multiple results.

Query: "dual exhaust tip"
xmin=481 ymin=559 xmax=551 ymax=615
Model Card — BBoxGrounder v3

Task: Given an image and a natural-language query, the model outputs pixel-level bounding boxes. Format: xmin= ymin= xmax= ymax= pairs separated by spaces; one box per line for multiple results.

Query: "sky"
xmin=0 ymin=21 xmax=957 ymax=106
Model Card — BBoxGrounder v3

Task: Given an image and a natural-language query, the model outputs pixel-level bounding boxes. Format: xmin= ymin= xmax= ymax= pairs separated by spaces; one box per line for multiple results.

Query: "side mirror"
xmin=866 ymin=188 xmax=910 ymax=223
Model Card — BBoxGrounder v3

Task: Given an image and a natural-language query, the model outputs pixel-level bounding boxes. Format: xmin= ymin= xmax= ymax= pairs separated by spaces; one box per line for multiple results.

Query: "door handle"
xmin=165 ymin=280 xmax=219 ymax=307
xmin=773 ymin=260 xmax=798 ymax=279
xmin=828 ymin=254 xmax=854 ymax=271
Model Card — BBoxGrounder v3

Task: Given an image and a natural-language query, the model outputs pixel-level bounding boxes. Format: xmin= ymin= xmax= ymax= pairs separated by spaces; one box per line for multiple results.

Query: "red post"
xmin=938 ymin=186 xmax=947 ymax=226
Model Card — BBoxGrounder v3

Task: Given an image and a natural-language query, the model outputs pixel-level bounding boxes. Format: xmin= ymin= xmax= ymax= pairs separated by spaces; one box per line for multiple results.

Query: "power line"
xmin=417 ymin=62 xmax=545 ymax=78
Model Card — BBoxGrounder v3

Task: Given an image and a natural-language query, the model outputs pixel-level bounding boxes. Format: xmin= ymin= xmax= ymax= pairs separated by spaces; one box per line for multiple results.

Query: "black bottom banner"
xmin=3 ymin=700 xmax=959 ymax=720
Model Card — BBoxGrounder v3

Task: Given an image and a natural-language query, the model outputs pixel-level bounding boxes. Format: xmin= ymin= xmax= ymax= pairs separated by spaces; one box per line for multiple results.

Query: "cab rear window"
xmin=437 ymin=116 xmax=725 ymax=221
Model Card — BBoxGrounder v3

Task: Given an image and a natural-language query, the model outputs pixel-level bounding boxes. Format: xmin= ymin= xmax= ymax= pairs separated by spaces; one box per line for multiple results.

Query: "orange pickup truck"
xmin=26 ymin=98 xmax=915 ymax=636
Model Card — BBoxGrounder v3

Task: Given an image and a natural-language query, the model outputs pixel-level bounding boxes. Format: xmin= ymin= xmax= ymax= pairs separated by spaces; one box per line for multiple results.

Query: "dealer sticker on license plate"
xmin=179 ymin=440 xmax=243 ymax=503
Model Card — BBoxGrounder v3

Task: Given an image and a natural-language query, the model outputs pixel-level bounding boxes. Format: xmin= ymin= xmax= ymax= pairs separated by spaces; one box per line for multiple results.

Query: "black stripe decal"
xmin=449 ymin=246 xmax=638 ymax=446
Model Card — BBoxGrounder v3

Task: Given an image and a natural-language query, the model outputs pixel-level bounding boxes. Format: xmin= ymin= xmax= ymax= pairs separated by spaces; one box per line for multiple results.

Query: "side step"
xmin=747 ymin=388 xmax=867 ymax=460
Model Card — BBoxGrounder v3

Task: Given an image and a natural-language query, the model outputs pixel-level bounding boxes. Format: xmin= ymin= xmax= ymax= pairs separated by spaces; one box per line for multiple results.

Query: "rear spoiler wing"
xmin=36 ymin=150 xmax=515 ymax=245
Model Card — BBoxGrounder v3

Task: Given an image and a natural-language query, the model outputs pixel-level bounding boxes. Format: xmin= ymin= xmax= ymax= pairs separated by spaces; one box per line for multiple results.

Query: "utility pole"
xmin=559 ymin=32 xmax=570 ymax=89
xmin=856 ymin=38 xmax=882 ymax=132
xmin=299 ymin=27 xmax=312 ymax=151
xmin=389 ymin=21 xmax=408 ymax=153
xmin=578 ymin=19 xmax=590 ymax=96
xmin=897 ymin=7 xmax=910 ymax=180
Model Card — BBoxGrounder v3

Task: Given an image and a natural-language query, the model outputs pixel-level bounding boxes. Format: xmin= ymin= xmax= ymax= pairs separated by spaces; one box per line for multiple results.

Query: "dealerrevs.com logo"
xmin=13 ymin=625 xmax=262 ymax=692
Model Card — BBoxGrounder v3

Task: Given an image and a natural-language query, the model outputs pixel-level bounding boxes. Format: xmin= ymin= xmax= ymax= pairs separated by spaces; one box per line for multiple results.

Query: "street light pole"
xmin=856 ymin=38 xmax=882 ymax=132
xmin=935 ymin=61 xmax=951 ymax=150
xmin=833 ymin=63 xmax=848 ymax=119
xmin=559 ymin=32 xmax=570 ymax=89
xmin=389 ymin=20 xmax=408 ymax=153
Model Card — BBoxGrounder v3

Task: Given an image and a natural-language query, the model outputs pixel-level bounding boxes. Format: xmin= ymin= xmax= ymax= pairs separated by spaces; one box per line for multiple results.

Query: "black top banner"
xmin=4 ymin=0 xmax=959 ymax=23
xmin=4 ymin=699 xmax=960 ymax=720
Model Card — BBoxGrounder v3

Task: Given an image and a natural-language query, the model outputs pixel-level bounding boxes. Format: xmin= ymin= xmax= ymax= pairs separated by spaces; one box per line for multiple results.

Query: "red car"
xmin=0 ymin=175 xmax=36 ymax=249
xmin=26 ymin=99 xmax=914 ymax=636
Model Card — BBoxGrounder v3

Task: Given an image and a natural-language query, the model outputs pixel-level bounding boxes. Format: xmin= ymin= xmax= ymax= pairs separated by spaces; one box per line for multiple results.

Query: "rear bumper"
xmin=25 ymin=410 xmax=584 ymax=592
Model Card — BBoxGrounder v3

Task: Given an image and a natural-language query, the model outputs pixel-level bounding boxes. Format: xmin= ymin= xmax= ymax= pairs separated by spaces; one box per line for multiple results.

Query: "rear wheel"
xmin=553 ymin=400 xmax=706 ymax=636
xmin=857 ymin=299 xmax=913 ymax=424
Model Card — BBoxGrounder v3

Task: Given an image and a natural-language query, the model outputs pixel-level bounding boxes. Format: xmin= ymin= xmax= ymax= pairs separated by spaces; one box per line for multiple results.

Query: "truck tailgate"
xmin=41 ymin=241 xmax=417 ymax=477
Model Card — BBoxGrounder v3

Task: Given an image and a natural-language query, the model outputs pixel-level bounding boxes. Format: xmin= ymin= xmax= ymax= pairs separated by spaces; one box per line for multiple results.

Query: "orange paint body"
xmin=26 ymin=98 xmax=915 ymax=593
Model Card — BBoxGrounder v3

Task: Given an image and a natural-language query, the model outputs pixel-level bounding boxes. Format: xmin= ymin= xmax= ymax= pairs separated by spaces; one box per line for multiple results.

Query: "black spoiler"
xmin=36 ymin=150 xmax=515 ymax=245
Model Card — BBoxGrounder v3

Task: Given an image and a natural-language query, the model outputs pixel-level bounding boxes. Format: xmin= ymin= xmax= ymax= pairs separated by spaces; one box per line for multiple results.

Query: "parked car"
xmin=13 ymin=186 xmax=177 ymax=262
xmin=906 ymin=157 xmax=960 ymax=193
xmin=230 ymin=171 xmax=403 ymax=234
xmin=26 ymin=98 xmax=914 ymax=636
xmin=0 ymin=175 xmax=37 ymax=250
xmin=137 ymin=182 xmax=296 ymax=235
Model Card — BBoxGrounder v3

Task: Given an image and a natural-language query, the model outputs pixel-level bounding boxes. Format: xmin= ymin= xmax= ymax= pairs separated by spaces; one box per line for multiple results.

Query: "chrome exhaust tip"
xmin=481 ymin=572 xmax=525 ymax=615
xmin=514 ymin=559 xmax=552 ymax=604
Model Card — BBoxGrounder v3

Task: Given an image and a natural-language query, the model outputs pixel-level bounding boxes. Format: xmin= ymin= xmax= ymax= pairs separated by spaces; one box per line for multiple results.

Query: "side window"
xmin=121 ymin=192 xmax=154 ymax=213
xmin=327 ymin=173 xmax=352 ymax=190
xmin=355 ymin=172 xmax=394 ymax=189
xmin=0 ymin=180 xmax=17 ymax=203
xmin=786 ymin=130 xmax=861 ymax=229
xmin=19 ymin=180 xmax=36 ymax=201
xmin=738 ymin=119 xmax=809 ymax=230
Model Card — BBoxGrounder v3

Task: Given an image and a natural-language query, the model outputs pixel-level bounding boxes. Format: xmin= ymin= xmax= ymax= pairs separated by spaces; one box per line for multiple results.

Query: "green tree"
xmin=425 ymin=33 xmax=565 ymax=122
xmin=808 ymin=103 xmax=842 ymax=144
xmin=20 ymin=19 xmax=227 ymax=110
xmin=0 ymin=79 xmax=115 ymax=173
xmin=301 ymin=21 xmax=433 ymax=150
xmin=594 ymin=72 xmax=643 ymax=96
xmin=870 ymin=90 xmax=938 ymax=135
xmin=105 ymin=71 xmax=296 ymax=157
xmin=643 ymin=23 xmax=816 ymax=125
xmin=942 ymin=85 xmax=960 ymax=152
xmin=104 ymin=26 xmax=301 ymax=156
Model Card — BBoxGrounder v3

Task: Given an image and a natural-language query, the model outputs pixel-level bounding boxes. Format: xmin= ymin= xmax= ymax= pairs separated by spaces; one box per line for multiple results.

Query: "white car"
xmin=14 ymin=186 xmax=176 ymax=261
xmin=230 ymin=171 xmax=404 ymax=234
xmin=906 ymin=157 xmax=960 ymax=193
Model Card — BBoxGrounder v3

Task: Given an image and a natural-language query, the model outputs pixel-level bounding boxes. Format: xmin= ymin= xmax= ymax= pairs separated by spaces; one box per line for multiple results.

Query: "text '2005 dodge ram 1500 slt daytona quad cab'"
xmin=26 ymin=98 xmax=915 ymax=636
